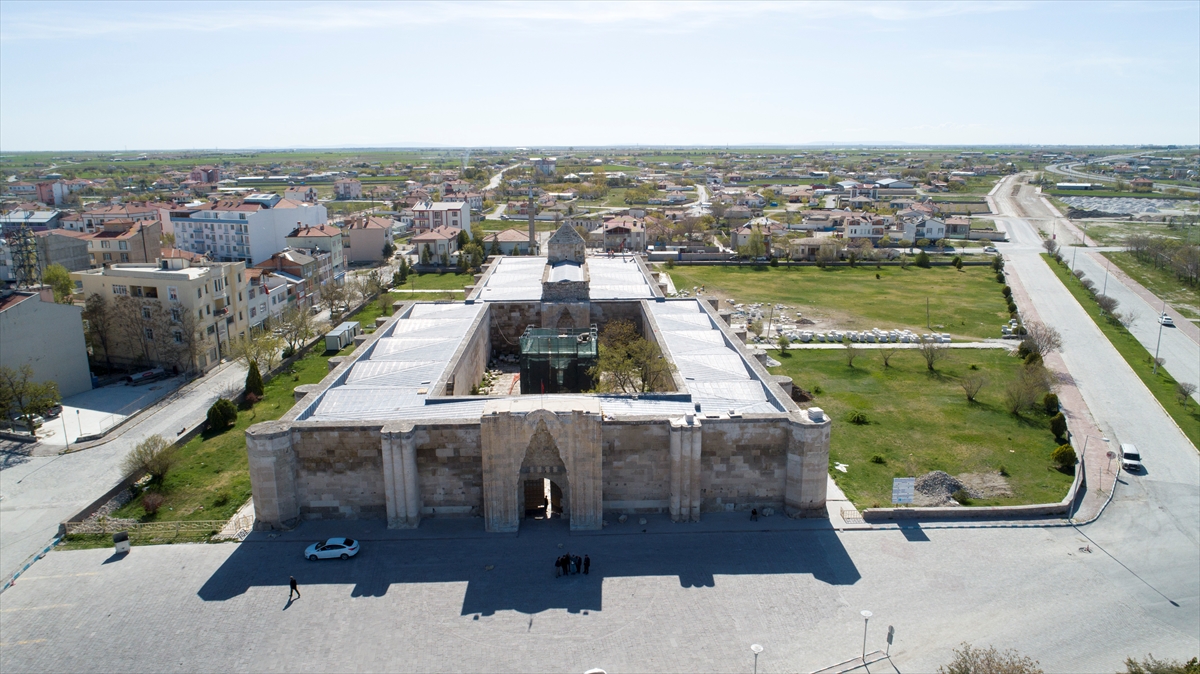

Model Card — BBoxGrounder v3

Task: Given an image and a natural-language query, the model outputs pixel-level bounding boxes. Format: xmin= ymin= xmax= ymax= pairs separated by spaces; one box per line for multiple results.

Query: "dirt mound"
xmin=1067 ymin=207 xmax=1129 ymax=219
xmin=792 ymin=387 xmax=814 ymax=403
xmin=913 ymin=470 xmax=964 ymax=506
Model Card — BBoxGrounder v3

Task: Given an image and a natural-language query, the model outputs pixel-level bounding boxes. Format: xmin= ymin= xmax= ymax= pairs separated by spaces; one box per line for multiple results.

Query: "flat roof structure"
xmin=472 ymin=255 xmax=655 ymax=302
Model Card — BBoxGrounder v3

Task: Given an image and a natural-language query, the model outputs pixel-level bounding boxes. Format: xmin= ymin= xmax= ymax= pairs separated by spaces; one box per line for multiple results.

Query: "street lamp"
xmin=750 ymin=644 xmax=763 ymax=674
xmin=1101 ymin=256 xmax=1111 ymax=296
xmin=861 ymin=610 xmax=873 ymax=663
xmin=1153 ymin=299 xmax=1167 ymax=375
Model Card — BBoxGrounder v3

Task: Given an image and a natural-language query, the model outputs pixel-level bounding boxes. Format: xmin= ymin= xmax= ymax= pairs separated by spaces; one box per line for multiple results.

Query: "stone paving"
xmin=0 ymin=512 xmax=1195 ymax=673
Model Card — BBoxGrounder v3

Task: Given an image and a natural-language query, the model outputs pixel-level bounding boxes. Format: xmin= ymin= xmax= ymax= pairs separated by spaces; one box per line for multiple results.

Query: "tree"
xmin=1123 ymin=654 xmax=1200 ymax=674
xmin=456 ymin=228 xmax=470 ymax=249
xmin=1052 ymin=444 xmax=1077 ymax=469
xmin=0 ymin=365 xmax=61 ymax=432
xmin=915 ymin=250 xmax=931 ymax=268
xmin=278 ymin=304 xmax=317 ymax=356
xmin=121 ymin=434 xmax=178 ymax=482
xmin=739 ymin=228 xmax=766 ymax=259
xmin=747 ymin=318 xmax=763 ymax=339
xmin=880 ymin=346 xmax=899 ymax=368
xmin=320 ymin=282 xmax=349 ymax=320
xmin=960 ymin=373 xmax=988 ymax=402
xmin=776 ymin=333 xmax=790 ymax=354
xmin=938 ymin=643 xmax=1043 ymax=674
xmin=229 ymin=329 xmax=283 ymax=374
xmin=244 ymin=359 xmax=264 ymax=398
xmin=589 ymin=319 xmax=675 ymax=393
xmin=382 ymin=239 xmax=396 ymax=259
xmin=1049 ymin=412 xmax=1068 ymax=441
xmin=42 ymin=264 xmax=74 ymax=303
xmin=82 ymin=293 xmax=116 ymax=370
xmin=1004 ymin=363 xmax=1054 ymax=415
xmin=1042 ymin=239 xmax=1059 ymax=256
xmin=1095 ymin=294 xmax=1119 ymax=315
xmin=918 ymin=336 xmax=947 ymax=371
xmin=843 ymin=340 xmax=862 ymax=367
xmin=1022 ymin=321 xmax=1063 ymax=357
xmin=420 ymin=244 xmax=432 ymax=266
xmin=1176 ymin=382 xmax=1197 ymax=406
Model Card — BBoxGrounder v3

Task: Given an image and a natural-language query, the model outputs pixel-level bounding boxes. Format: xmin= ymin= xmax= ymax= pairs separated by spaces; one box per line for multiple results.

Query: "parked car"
xmin=1158 ymin=313 xmax=1175 ymax=327
xmin=1120 ymin=444 xmax=1142 ymax=473
xmin=304 ymin=537 xmax=360 ymax=561
xmin=44 ymin=404 xmax=63 ymax=418
xmin=984 ymin=246 xmax=998 ymax=253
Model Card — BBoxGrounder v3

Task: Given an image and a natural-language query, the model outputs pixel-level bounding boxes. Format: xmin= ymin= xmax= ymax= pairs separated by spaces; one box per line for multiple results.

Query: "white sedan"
xmin=1158 ymin=313 xmax=1175 ymax=327
xmin=304 ymin=537 xmax=360 ymax=561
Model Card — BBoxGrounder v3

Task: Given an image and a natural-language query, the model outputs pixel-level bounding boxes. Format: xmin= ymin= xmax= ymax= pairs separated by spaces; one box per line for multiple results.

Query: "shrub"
xmin=142 ymin=492 xmax=166 ymax=515
xmin=1049 ymin=412 xmax=1067 ymax=441
xmin=244 ymin=360 xmax=264 ymax=398
xmin=206 ymin=398 xmax=238 ymax=431
xmin=121 ymin=435 xmax=178 ymax=482
xmin=951 ymin=489 xmax=971 ymax=505
xmin=212 ymin=491 xmax=230 ymax=507
xmin=1017 ymin=340 xmax=1034 ymax=359
xmin=812 ymin=385 xmax=823 ymax=394
xmin=992 ymin=256 xmax=1004 ymax=272
xmin=1043 ymin=392 xmax=1059 ymax=414
xmin=939 ymin=643 xmax=1043 ymax=674
xmin=995 ymin=272 xmax=1005 ymax=283
xmin=952 ymin=256 xmax=963 ymax=269
xmin=1007 ymin=300 xmax=1018 ymax=313
xmin=1123 ymin=654 xmax=1200 ymax=674
xmin=847 ymin=410 xmax=869 ymax=425
xmin=1052 ymin=444 xmax=1077 ymax=469
xmin=1002 ymin=285 xmax=1012 ymax=298
xmin=915 ymin=251 xmax=931 ymax=268
xmin=281 ymin=346 xmax=296 ymax=359
xmin=998 ymin=464 xmax=1009 ymax=477
xmin=1023 ymin=352 xmax=1043 ymax=367
xmin=869 ymin=454 xmax=886 ymax=464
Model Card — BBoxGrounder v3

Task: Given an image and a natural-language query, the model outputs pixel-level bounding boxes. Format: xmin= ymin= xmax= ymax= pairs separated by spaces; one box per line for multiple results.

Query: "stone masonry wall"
xmin=414 ymin=424 xmax=483 ymax=516
xmin=292 ymin=427 xmax=386 ymax=520
xmin=448 ymin=305 xmax=491 ymax=395
xmin=601 ymin=421 xmax=671 ymax=513
xmin=489 ymin=302 xmax=540 ymax=355
xmin=699 ymin=419 xmax=789 ymax=512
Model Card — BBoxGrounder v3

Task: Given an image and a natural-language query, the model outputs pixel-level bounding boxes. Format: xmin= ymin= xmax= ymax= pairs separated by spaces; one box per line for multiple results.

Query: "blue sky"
xmin=1 ymin=1 xmax=1197 ymax=151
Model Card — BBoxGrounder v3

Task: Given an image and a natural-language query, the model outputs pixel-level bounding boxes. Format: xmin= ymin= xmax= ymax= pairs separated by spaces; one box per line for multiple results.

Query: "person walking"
xmin=288 ymin=576 xmax=300 ymax=600
xmin=583 ymin=555 xmax=590 ymax=575
xmin=751 ymin=508 xmax=758 ymax=521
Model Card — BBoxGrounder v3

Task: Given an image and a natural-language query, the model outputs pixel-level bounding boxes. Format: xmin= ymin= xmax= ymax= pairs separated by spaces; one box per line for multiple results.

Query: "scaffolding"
xmin=519 ymin=325 xmax=598 ymax=394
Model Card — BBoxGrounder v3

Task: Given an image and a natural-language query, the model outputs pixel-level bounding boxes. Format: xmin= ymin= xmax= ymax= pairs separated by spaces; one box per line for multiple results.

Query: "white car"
xmin=1120 ymin=444 xmax=1142 ymax=473
xmin=304 ymin=537 xmax=360 ymax=561
xmin=1158 ymin=313 xmax=1174 ymax=327
xmin=984 ymin=246 xmax=998 ymax=253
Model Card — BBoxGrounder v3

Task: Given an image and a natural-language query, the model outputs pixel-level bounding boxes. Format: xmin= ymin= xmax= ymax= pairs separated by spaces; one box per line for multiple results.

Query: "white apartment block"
xmin=168 ymin=193 xmax=328 ymax=266
xmin=411 ymin=201 xmax=469 ymax=232
xmin=334 ymin=179 xmax=362 ymax=199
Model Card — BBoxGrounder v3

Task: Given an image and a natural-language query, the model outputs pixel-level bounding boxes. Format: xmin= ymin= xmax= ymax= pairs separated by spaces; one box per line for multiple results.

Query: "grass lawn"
xmin=404 ymin=271 xmax=474 ymax=291
xmin=770 ymin=349 xmax=1071 ymax=508
xmin=1101 ymin=251 xmax=1199 ymax=319
xmin=665 ymin=265 xmax=1009 ymax=340
xmin=1043 ymin=254 xmax=1200 ymax=448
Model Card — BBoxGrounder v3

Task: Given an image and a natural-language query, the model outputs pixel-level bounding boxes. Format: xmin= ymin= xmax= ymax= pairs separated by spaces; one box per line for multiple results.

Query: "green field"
xmin=770 ymin=349 xmax=1072 ymax=508
xmin=1043 ymin=255 xmax=1200 ymax=448
xmin=403 ymin=271 xmax=474 ymax=291
xmin=1083 ymin=220 xmax=1199 ymax=247
xmin=665 ymin=265 xmax=1009 ymax=340
xmin=1101 ymin=251 xmax=1199 ymax=319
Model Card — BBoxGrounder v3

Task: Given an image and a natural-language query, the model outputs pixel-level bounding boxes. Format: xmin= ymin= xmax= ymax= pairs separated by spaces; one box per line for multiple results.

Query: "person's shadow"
xmin=283 ymin=596 xmax=298 ymax=611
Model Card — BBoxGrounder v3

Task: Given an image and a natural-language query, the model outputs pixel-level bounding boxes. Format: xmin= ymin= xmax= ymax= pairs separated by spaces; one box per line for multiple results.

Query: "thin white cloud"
xmin=0 ymin=1 xmax=1024 ymax=41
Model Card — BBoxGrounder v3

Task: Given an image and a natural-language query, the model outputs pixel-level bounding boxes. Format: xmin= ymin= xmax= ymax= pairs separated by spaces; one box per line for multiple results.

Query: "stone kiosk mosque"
xmin=246 ymin=223 xmax=831 ymax=533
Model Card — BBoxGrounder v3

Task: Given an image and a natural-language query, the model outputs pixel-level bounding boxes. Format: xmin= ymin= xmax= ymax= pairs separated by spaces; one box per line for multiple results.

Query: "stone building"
xmin=247 ymin=223 xmax=830 ymax=533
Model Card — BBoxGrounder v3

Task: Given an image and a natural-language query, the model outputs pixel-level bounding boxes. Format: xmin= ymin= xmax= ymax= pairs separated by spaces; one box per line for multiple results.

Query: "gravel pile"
xmin=915 ymin=471 xmax=964 ymax=500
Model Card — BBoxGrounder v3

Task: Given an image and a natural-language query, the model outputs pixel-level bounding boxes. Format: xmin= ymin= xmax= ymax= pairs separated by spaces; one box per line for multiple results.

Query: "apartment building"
xmin=71 ymin=257 xmax=251 ymax=373
xmin=285 ymin=224 xmax=344 ymax=285
xmin=334 ymin=179 xmax=362 ymax=199
xmin=0 ymin=288 xmax=92 ymax=398
xmin=245 ymin=267 xmax=300 ymax=329
xmin=83 ymin=219 xmax=163 ymax=266
xmin=253 ymin=248 xmax=322 ymax=310
xmin=343 ymin=216 xmax=392 ymax=264
xmin=60 ymin=203 xmax=162 ymax=234
xmin=167 ymin=193 xmax=328 ymax=265
xmin=35 ymin=229 xmax=91 ymax=272
xmin=411 ymin=200 xmax=469 ymax=232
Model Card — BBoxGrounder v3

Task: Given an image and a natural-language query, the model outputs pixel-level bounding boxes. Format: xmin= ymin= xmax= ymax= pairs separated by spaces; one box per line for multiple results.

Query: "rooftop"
xmin=472 ymin=255 xmax=655 ymax=302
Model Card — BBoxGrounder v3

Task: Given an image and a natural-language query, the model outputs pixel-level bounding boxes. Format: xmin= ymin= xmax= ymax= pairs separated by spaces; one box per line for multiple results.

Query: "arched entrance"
xmin=518 ymin=419 xmax=570 ymax=524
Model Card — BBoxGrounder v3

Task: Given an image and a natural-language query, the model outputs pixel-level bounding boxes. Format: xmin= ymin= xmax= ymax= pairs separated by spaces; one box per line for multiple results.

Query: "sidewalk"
xmin=1003 ymin=257 xmax=1111 ymax=522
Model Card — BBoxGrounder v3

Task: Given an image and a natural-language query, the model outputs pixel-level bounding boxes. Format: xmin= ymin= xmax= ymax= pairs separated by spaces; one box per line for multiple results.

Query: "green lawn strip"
xmin=769 ymin=349 xmax=1071 ymax=509
xmin=111 ymin=343 xmax=355 ymax=524
xmin=665 ymin=265 xmax=1009 ymax=340
xmin=1100 ymin=251 xmax=1199 ymax=319
xmin=1042 ymin=254 xmax=1200 ymax=448
xmin=404 ymin=272 xmax=474 ymax=290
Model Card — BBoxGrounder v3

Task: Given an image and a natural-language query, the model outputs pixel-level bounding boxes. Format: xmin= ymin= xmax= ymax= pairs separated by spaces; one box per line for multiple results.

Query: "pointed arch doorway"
xmin=518 ymin=419 xmax=570 ymax=524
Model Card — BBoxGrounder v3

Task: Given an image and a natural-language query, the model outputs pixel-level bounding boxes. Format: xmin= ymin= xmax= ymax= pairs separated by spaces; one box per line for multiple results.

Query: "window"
xmin=239 ymin=213 xmax=246 ymax=220
xmin=168 ymin=286 xmax=178 ymax=301
xmin=171 ymin=308 xmax=181 ymax=322
xmin=112 ymin=284 xmax=127 ymax=295
xmin=120 ymin=253 xmax=129 ymax=262
xmin=248 ymin=288 xmax=255 ymax=300
xmin=132 ymin=286 xmax=143 ymax=298
xmin=173 ymin=330 xmax=183 ymax=344
xmin=207 ymin=325 xmax=216 ymax=335
xmin=198 ymin=309 xmax=204 ymax=320
xmin=141 ymin=307 xmax=151 ymax=319
xmin=250 ymin=307 xmax=257 ymax=318
xmin=197 ymin=288 xmax=203 ymax=299
xmin=144 ymin=327 xmax=154 ymax=340
xmin=238 ymin=292 xmax=243 ymax=302
xmin=103 ymin=253 xmax=112 ymax=262
xmin=118 ymin=241 xmax=128 ymax=250
xmin=100 ymin=240 xmax=111 ymax=249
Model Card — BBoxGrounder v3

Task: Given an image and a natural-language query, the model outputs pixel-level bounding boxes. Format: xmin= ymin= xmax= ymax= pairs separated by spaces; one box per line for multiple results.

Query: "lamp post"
xmin=861 ymin=610 xmax=873 ymax=663
xmin=750 ymin=644 xmax=763 ymax=674
xmin=62 ymin=413 xmax=70 ymax=452
xmin=1153 ymin=299 xmax=1167 ymax=375
xmin=1101 ymin=256 xmax=1111 ymax=296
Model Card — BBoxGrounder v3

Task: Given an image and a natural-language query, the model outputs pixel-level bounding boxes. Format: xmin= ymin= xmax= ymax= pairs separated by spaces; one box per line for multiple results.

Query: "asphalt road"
xmin=0 ymin=362 xmax=247 ymax=584
xmin=991 ymin=176 xmax=1198 ymax=640
xmin=1045 ymin=152 xmax=1199 ymax=195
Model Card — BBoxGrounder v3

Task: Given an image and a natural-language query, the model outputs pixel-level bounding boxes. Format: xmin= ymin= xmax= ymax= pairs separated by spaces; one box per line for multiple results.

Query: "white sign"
xmin=892 ymin=477 xmax=915 ymax=504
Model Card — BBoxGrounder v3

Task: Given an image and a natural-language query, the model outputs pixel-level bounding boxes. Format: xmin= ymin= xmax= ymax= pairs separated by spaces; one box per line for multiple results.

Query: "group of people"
xmin=556 ymin=553 xmax=589 ymax=577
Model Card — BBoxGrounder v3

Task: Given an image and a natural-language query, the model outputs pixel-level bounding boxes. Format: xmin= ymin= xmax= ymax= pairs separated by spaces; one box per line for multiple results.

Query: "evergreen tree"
xmin=245 ymin=359 xmax=264 ymax=398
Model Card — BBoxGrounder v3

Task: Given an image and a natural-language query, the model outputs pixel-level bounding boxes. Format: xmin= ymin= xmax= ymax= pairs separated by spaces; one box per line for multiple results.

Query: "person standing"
xmin=288 ymin=576 xmax=300 ymax=600
xmin=583 ymin=555 xmax=590 ymax=575
xmin=751 ymin=508 xmax=758 ymax=521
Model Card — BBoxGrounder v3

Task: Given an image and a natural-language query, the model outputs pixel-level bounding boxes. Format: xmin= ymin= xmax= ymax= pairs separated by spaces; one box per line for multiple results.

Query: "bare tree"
xmin=1116 ymin=311 xmax=1138 ymax=329
xmin=279 ymin=305 xmax=318 ymax=355
xmin=229 ymin=328 xmax=284 ymax=373
xmin=844 ymin=340 xmax=862 ymax=367
xmin=111 ymin=295 xmax=154 ymax=367
xmin=1177 ymin=382 xmax=1197 ymax=406
xmin=82 ymin=293 xmax=116 ymax=371
xmin=1022 ymin=321 xmax=1063 ymax=357
xmin=320 ymin=282 xmax=349 ymax=321
xmin=1095 ymin=294 xmax=1119 ymax=315
xmin=917 ymin=337 xmax=948 ymax=372
xmin=1042 ymin=239 xmax=1059 ymax=256
xmin=880 ymin=346 xmax=900 ymax=368
xmin=960 ymin=373 xmax=988 ymax=402
xmin=1003 ymin=363 xmax=1054 ymax=414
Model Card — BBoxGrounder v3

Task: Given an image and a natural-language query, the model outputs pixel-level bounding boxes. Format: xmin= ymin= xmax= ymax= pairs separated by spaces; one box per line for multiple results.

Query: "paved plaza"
xmin=1 ymin=487 xmax=1196 ymax=673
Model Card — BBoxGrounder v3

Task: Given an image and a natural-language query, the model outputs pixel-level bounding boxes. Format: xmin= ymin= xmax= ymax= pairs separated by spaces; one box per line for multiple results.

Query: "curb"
xmin=1 ymin=537 xmax=61 ymax=595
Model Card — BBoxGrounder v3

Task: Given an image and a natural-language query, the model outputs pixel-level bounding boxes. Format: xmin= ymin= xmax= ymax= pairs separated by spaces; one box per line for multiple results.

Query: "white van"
xmin=1120 ymin=443 xmax=1142 ymax=472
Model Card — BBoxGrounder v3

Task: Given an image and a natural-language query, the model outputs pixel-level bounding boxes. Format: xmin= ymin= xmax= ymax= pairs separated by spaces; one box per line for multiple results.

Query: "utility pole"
xmin=1152 ymin=299 xmax=1166 ymax=375
xmin=926 ymin=296 xmax=930 ymax=329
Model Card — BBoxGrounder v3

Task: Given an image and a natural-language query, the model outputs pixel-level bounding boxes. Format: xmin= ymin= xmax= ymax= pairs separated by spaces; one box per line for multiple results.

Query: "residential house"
xmin=412 ymin=226 xmax=461 ymax=264
xmin=334 ymin=179 xmax=362 ymax=199
xmin=83 ymin=219 xmax=163 ymax=267
xmin=0 ymin=288 xmax=92 ymax=398
xmin=284 ymin=186 xmax=318 ymax=203
xmin=71 ymin=257 xmax=251 ymax=373
xmin=244 ymin=267 xmax=299 ymax=329
xmin=343 ymin=216 xmax=392 ymax=264
xmin=4 ymin=182 xmax=37 ymax=198
xmin=285 ymin=224 xmax=344 ymax=285
xmin=944 ymin=217 xmax=972 ymax=239
xmin=411 ymin=201 xmax=469 ymax=232
xmin=34 ymin=229 xmax=91 ymax=273
xmin=481 ymin=228 xmax=532 ymax=255
xmin=253 ymin=249 xmax=321 ymax=310
xmin=603 ymin=220 xmax=646 ymax=252
xmin=60 ymin=203 xmax=160 ymax=234
xmin=900 ymin=216 xmax=947 ymax=243
xmin=1130 ymin=177 xmax=1154 ymax=193
xmin=190 ymin=166 xmax=221 ymax=183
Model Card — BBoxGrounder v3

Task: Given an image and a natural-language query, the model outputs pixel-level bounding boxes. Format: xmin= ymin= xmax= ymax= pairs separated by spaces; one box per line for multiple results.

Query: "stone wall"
xmin=589 ymin=300 xmax=645 ymax=334
xmin=601 ymin=420 xmax=671 ymax=513
xmin=413 ymin=423 xmax=484 ymax=516
xmin=292 ymin=426 xmax=387 ymax=520
xmin=489 ymin=301 xmax=540 ymax=355
xmin=699 ymin=419 xmax=789 ymax=512
xmin=541 ymin=280 xmax=589 ymax=302
xmin=444 ymin=304 xmax=491 ymax=396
